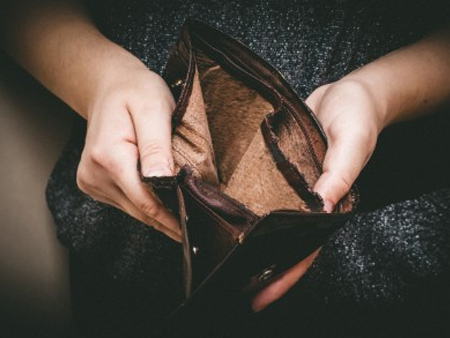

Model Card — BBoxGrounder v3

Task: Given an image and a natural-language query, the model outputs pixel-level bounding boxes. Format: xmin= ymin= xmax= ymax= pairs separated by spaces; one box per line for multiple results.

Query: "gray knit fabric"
xmin=46 ymin=0 xmax=450 ymax=337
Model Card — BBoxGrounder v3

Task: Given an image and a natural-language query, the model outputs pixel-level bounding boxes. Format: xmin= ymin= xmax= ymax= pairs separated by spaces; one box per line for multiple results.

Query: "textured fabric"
xmin=250 ymin=188 xmax=450 ymax=338
xmin=46 ymin=0 xmax=450 ymax=337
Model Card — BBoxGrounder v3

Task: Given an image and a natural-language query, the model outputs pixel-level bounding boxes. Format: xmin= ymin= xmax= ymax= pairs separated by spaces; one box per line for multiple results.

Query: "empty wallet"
xmin=140 ymin=18 xmax=358 ymax=331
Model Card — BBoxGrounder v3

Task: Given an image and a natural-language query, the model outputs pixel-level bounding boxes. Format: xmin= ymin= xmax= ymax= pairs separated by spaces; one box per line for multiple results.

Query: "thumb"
xmin=313 ymin=134 xmax=372 ymax=212
xmin=132 ymin=100 xmax=175 ymax=177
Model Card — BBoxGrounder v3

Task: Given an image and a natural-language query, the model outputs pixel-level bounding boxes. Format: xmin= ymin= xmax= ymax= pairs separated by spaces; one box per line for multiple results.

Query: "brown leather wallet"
xmin=141 ymin=18 xmax=358 ymax=333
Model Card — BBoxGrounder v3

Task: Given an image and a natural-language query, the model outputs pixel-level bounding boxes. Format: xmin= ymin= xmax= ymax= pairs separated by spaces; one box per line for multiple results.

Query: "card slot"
xmin=169 ymin=23 xmax=341 ymax=215
xmin=188 ymin=43 xmax=320 ymax=214
xmin=193 ymin=45 xmax=324 ymax=214
xmin=171 ymin=65 xmax=219 ymax=185
xmin=198 ymin=61 xmax=275 ymax=186
xmin=224 ymin=127 xmax=312 ymax=215
xmin=190 ymin=23 xmax=327 ymax=191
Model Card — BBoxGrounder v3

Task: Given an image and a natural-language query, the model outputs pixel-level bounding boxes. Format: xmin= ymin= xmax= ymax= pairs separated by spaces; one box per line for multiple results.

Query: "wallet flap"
xmin=180 ymin=170 xmax=258 ymax=295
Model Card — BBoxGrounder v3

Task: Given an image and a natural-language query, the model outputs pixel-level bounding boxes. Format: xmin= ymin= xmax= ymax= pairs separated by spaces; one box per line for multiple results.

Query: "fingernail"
xmin=145 ymin=166 xmax=172 ymax=177
xmin=323 ymin=200 xmax=334 ymax=213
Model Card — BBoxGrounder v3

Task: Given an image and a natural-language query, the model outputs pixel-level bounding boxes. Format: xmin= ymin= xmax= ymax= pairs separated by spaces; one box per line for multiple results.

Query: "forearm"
xmin=343 ymin=25 xmax=450 ymax=129
xmin=0 ymin=0 xmax=145 ymax=119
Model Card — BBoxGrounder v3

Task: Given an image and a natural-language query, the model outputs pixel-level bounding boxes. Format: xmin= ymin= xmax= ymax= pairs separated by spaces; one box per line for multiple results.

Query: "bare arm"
xmin=2 ymin=0 xmax=119 ymax=116
xmin=310 ymin=25 xmax=450 ymax=210
xmin=253 ymin=25 xmax=450 ymax=311
xmin=1 ymin=0 xmax=181 ymax=241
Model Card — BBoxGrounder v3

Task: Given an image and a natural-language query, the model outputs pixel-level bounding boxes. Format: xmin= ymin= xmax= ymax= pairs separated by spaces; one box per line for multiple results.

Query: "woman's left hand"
xmin=251 ymin=78 xmax=383 ymax=312
xmin=252 ymin=24 xmax=450 ymax=311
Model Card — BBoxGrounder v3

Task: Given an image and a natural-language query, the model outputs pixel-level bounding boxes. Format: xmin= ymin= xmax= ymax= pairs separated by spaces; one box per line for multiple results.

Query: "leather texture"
xmin=141 ymin=19 xmax=358 ymax=332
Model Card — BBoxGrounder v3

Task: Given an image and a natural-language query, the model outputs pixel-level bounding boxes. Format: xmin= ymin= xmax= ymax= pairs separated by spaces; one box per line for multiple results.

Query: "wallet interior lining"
xmin=172 ymin=47 xmax=322 ymax=215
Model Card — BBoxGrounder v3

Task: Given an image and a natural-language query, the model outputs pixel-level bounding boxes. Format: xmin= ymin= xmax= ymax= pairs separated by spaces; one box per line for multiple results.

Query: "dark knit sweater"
xmin=46 ymin=0 xmax=450 ymax=337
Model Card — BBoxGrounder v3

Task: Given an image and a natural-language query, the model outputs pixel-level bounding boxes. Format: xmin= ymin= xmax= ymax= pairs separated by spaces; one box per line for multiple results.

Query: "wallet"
xmin=141 ymin=18 xmax=358 ymax=334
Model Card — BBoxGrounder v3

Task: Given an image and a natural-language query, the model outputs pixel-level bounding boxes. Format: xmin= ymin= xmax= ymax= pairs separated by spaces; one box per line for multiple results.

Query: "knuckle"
xmin=320 ymin=171 xmax=353 ymax=203
xmin=134 ymin=102 xmax=156 ymax=114
xmin=148 ymin=221 xmax=164 ymax=233
xmin=332 ymin=173 xmax=353 ymax=200
xmin=134 ymin=100 xmax=167 ymax=117
xmin=89 ymin=145 xmax=109 ymax=167
xmin=89 ymin=146 xmax=125 ymax=177
xmin=139 ymin=200 xmax=162 ymax=218
xmin=76 ymin=163 xmax=93 ymax=194
xmin=338 ymin=175 xmax=352 ymax=193
xmin=306 ymin=84 xmax=330 ymax=108
xmin=132 ymin=98 xmax=174 ymax=124
xmin=140 ymin=142 xmax=168 ymax=162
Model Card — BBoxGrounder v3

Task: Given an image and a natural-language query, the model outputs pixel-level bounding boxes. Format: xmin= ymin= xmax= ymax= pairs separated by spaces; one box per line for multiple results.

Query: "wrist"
xmin=341 ymin=27 xmax=450 ymax=128
xmin=58 ymin=32 xmax=151 ymax=119
xmin=329 ymin=75 xmax=389 ymax=134
xmin=344 ymin=71 xmax=398 ymax=131
xmin=77 ymin=44 xmax=148 ymax=119
xmin=81 ymin=46 xmax=175 ymax=125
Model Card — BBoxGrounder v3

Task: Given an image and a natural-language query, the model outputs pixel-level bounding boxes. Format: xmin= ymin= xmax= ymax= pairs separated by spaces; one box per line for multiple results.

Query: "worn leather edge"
xmin=262 ymin=112 xmax=324 ymax=212
xmin=186 ymin=19 xmax=328 ymax=154
xmin=188 ymin=24 xmax=328 ymax=212
xmin=162 ymin=21 xmax=195 ymax=128
xmin=185 ymin=18 xmax=358 ymax=212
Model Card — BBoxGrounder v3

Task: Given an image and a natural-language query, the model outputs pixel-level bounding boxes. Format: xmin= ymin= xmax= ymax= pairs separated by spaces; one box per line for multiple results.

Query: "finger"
xmin=120 ymin=179 xmax=182 ymax=239
xmin=251 ymin=249 xmax=320 ymax=312
xmin=113 ymin=143 xmax=181 ymax=237
xmin=129 ymin=81 xmax=176 ymax=177
xmin=313 ymin=131 xmax=373 ymax=212
xmin=112 ymin=194 xmax=182 ymax=242
xmin=86 ymin=180 xmax=182 ymax=242
xmin=78 ymin=122 xmax=181 ymax=239
xmin=305 ymin=84 xmax=329 ymax=109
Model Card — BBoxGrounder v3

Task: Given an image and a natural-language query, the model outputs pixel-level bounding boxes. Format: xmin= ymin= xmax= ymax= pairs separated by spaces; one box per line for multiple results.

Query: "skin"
xmin=1 ymin=0 xmax=181 ymax=241
xmin=2 ymin=0 xmax=450 ymax=314
xmin=253 ymin=26 xmax=450 ymax=311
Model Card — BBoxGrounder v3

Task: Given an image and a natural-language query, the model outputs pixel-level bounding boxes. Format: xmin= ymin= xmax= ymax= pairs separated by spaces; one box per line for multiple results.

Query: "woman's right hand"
xmin=76 ymin=55 xmax=181 ymax=242
xmin=1 ymin=0 xmax=182 ymax=242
